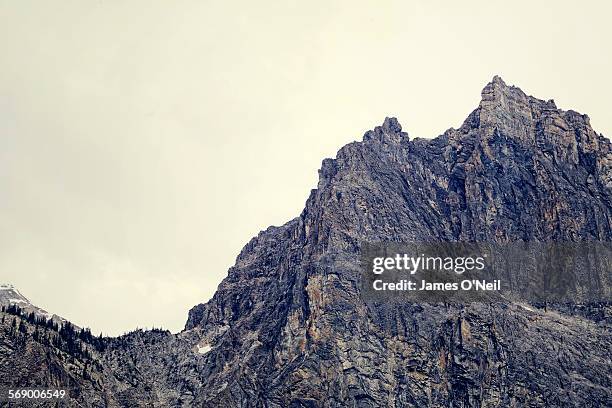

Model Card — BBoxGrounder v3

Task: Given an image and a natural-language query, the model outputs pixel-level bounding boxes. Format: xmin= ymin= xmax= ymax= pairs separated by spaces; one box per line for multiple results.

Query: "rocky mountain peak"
xmin=477 ymin=75 xmax=548 ymax=140
xmin=363 ymin=116 xmax=408 ymax=144
xmin=448 ymin=77 xmax=611 ymax=175
xmin=381 ymin=116 xmax=403 ymax=134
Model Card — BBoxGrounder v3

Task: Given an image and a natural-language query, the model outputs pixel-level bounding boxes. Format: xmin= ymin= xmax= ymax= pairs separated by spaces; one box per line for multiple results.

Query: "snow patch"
xmin=518 ymin=303 xmax=536 ymax=312
xmin=197 ymin=344 xmax=212 ymax=355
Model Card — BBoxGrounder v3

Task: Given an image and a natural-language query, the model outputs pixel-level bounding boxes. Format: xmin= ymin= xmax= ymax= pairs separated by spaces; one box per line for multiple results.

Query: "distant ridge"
xmin=0 ymin=283 xmax=66 ymax=325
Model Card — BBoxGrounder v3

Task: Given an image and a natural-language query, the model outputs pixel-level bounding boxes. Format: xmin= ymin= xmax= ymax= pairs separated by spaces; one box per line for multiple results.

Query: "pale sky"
xmin=1 ymin=1 xmax=610 ymax=335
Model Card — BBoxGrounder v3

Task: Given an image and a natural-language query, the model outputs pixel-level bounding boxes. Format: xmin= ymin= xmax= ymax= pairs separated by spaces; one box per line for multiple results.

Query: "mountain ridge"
xmin=181 ymin=76 xmax=611 ymax=406
xmin=0 ymin=283 xmax=67 ymax=326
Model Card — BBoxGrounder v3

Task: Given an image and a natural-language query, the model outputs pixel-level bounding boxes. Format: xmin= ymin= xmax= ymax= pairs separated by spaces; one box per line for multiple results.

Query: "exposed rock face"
xmin=1 ymin=77 xmax=611 ymax=407
xmin=182 ymin=76 xmax=612 ymax=407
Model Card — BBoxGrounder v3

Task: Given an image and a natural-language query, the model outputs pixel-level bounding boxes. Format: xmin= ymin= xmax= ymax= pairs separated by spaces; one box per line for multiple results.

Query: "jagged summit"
xmin=479 ymin=75 xmax=557 ymax=121
xmin=363 ymin=116 xmax=408 ymax=143
xmin=482 ymin=75 xmax=529 ymax=98
xmin=481 ymin=75 xmax=547 ymax=103
xmin=362 ymin=77 xmax=605 ymax=160
xmin=350 ymin=78 xmax=611 ymax=202
xmin=476 ymin=76 xmax=596 ymax=135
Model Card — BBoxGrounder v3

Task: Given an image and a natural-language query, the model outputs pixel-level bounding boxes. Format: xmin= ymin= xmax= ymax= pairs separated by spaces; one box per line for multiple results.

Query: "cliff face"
xmin=184 ymin=77 xmax=612 ymax=407
xmin=1 ymin=77 xmax=611 ymax=407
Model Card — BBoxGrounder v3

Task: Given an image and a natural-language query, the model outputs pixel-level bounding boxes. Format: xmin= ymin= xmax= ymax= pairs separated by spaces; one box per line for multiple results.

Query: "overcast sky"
xmin=1 ymin=0 xmax=611 ymax=335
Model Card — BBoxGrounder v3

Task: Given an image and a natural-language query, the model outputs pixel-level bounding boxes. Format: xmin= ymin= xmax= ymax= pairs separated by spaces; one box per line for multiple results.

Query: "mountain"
xmin=0 ymin=284 xmax=29 ymax=306
xmin=1 ymin=77 xmax=610 ymax=407
xmin=0 ymin=284 xmax=65 ymax=325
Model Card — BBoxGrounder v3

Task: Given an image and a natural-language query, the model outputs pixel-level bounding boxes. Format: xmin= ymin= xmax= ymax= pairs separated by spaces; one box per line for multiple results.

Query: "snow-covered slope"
xmin=0 ymin=283 xmax=65 ymax=324
xmin=0 ymin=284 xmax=30 ymax=306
